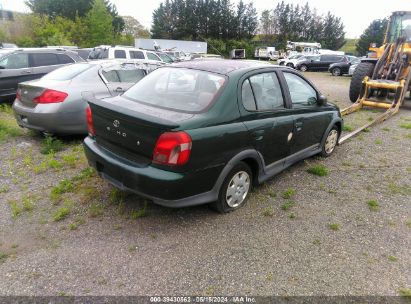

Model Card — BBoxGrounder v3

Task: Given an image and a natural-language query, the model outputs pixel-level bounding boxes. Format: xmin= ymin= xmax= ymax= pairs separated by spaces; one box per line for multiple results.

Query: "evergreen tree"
xmin=84 ymin=0 xmax=114 ymax=47
xmin=356 ymin=18 xmax=388 ymax=56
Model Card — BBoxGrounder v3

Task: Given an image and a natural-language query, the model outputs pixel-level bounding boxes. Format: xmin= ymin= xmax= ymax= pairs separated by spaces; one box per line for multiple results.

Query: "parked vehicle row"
xmin=0 ymin=48 xmax=85 ymax=101
xmin=13 ymin=60 xmax=162 ymax=134
xmin=83 ymin=60 xmax=342 ymax=212
xmin=278 ymin=54 xmax=360 ymax=77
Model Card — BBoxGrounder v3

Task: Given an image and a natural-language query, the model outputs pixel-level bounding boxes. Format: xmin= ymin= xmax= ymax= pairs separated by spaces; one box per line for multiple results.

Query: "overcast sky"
xmin=2 ymin=0 xmax=410 ymax=38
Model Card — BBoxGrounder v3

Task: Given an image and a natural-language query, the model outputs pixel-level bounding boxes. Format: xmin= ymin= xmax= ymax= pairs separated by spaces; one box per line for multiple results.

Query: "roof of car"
xmin=170 ymin=59 xmax=273 ymax=75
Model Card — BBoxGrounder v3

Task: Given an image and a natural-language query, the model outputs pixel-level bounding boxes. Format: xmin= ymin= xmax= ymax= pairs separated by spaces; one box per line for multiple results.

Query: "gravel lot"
xmin=0 ymin=72 xmax=410 ymax=296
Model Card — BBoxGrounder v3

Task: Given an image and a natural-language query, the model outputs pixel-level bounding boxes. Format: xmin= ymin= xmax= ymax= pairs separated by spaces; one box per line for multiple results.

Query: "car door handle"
xmin=252 ymin=130 xmax=265 ymax=141
xmin=114 ymin=87 xmax=124 ymax=93
xmin=21 ymin=70 xmax=32 ymax=74
xmin=295 ymin=121 xmax=303 ymax=132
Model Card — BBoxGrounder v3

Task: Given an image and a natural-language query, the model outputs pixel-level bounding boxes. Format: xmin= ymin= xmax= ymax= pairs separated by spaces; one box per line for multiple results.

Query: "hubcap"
xmin=226 ymin=171 xmax=250 ymax=208
xmin=333 ymin=68 xmax=341 ymax=76
xmin=325 ymin=130 xmax=338 ymax=154
xmin=300 ymin=65 xmax=307 ymax=72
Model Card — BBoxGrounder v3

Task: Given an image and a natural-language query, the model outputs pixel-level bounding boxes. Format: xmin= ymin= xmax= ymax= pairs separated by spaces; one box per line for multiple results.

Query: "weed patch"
xmin=282 ymin=188 xmax=296 ymax=199
xmin=400 ymin=123 xmax=411 ymax=130
xmin=367 ymin=199 xmax=379 ymax=211
xmin=40 ymin=136 xmax=64 ymax=154
xmin=262 ymin=207 xmax=274 ymax=217
xmin=130 ymin=202 xmax=148 ymax=219
xmin=53 ymin=207 xmax=70 ymax=222
xmin=50 ymin=179 xmax=75 ymax=202
xmin=281 ymin=201 xmax=295 ymax=211
xmin=307 ymin=165 xmax=329 ymax=176
xmin=329 ymin=223 xmax=340 ymax=231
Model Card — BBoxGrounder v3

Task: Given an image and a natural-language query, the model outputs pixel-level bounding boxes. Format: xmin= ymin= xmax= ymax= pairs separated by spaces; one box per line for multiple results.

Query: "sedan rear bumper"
xmin=13 ymin=100 xmax=87 ymax=134
xmin=83 ymin=137 xmax=221 ymax=208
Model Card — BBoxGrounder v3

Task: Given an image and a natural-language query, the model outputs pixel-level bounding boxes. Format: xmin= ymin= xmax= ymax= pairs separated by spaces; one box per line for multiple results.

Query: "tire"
xmin=286 ymin=63 xmax=294 ymax=68
xmin=331 ymin=67 xmax=341 ymax=76
xmin=299 ymin=64 xmax=308 ymax=72
xmin=349 ymin=62 xmax=375 ymax=102
xmin=321 ymin=126 xmax=339 ymax=157
xmin=210 ymin=162 xmax=252 ymax=213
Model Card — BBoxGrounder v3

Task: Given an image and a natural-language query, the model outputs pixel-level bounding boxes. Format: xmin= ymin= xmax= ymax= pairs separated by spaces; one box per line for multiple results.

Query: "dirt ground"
xmin=0 ymin=72 xmax=410 ymax=296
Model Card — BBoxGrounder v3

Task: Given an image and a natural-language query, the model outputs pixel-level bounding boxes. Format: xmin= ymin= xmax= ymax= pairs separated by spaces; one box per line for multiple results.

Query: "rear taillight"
xmin=15 ymin=89 xmax=21 ymax=101
xmin=33 ymin=89 xmax=68 ymax=104
xmin=86 ymin=105 xmax=95 ymax=137
xmin=153 ymin=131 xmax=192 ymax=166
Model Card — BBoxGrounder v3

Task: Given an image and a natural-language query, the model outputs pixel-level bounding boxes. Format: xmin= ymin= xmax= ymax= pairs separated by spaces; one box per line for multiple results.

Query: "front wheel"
xmin=321 ymin=126 xmax=339 ymax=157
xmin=331 ymin=67 xmax=341 ymax=76
xmin=349 ymin=62 xmax=375 ymax=102
xmin=286 ymin=63 xmax=294 ymax=68
xmin=299 ymin=65 xmax=308 ymax=72
xmin=211 ymin=162 xmax=252 ymax=213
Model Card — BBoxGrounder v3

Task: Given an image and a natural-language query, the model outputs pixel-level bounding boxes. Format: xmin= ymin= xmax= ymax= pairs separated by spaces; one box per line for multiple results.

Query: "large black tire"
xmin=349 ymin=62 xmax=375 ymax=102
xmin=210 ymin=162 xmax=252 ymax=213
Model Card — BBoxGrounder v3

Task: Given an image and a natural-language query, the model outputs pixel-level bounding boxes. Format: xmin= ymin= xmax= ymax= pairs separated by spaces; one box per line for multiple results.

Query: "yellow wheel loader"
xmin=341 ymin=11 xmax=411 ymax=143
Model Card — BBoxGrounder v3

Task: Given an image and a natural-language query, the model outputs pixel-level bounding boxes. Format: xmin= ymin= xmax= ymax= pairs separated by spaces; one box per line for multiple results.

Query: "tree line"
xmin=152 ymin=0 xmax=258 ymax=40
xmin=0 ymin=0 xmax=149 ymax=48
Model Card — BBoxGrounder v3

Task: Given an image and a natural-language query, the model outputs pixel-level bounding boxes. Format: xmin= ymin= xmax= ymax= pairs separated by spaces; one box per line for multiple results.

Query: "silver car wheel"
xmin=300 ymin=65 xmax=308 ymax=72
xmin=226 ymin=171 xmax=250 ymax=208
xmin=325 ymin=129 xmax=338 ymax=154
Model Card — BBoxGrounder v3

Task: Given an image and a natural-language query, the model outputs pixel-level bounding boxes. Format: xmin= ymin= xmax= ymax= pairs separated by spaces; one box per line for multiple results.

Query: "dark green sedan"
xmin=83 ymin=60 xmax=342 ymax=213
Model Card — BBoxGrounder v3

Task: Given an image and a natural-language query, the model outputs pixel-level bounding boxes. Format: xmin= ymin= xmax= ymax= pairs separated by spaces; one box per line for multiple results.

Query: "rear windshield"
xmin=123 ymin=67 xmax=226 ymax=113
xmin=42 ymin=63 xmax=92 ymax=80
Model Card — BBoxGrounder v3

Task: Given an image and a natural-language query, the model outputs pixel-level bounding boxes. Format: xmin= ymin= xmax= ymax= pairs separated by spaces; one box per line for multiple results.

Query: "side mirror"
xmin=317 ymin=95 xmax=327 ymax=105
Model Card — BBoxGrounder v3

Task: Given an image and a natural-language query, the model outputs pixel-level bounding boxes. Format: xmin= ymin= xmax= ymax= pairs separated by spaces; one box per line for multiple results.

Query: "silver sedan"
xmin=13 ymin=60 xmax=160 ymax=135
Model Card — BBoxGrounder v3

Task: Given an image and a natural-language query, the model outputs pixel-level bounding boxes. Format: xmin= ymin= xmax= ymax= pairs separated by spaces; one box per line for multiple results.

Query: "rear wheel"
xmin=349 ymin=62 xmax=375 ymax=102
xmin=299 ymin=64 xmax=308 ymax=72
xmin=211 ymin=162 xmax=252 ymax=213
xmin=286 ymin=62 xmax=294 ymax=68
xmin=331 ymin=67 xmax=341 ymax=76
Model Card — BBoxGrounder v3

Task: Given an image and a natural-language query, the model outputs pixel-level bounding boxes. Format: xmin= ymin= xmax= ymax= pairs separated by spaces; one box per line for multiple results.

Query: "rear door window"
xmin=0 ymin=53 xmax=29 ymax=69
xmin=30 ymin=53 xmax=59 ymax=67
xmin=114 ymin=50 xmax=127 ymax=59
xmin=242 ymin=72 xmax=284 ymax=111
xmin=117 ymin=69 xmax=146 ymax=83
xmin=102 ymin=70 xmax=120 ymax=82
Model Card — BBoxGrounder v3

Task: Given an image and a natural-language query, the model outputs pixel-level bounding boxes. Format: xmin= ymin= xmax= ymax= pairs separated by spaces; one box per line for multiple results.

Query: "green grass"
xmin=375 ymin=139 xmax=382 ymax=145
xmin=329 ymin=223 xmax=340 ymax=231
xmin=398 ymin=288 xmax=411 ymax=298
xmin=0 ymin=119 xmax=23 ymax=142
xmin=53 ymin=207 xmax=70 ymax=222
xmin=406 ymin=220 xmax=411 ymax=229
xmin=282 ymin=188 xmax=296 ymax=199
xmin=382 ymin=127 xmax=390 ymax=132
xmin=400 ymin=123 xmax=411 ymax=130
xmin=46 ymin=154 xmax=63 ymax=169
xmin=281 ymin=200 xmax=295 ymax=211
xmin=50 ymin=179 xmax=74 ymax=202
xmin=388 ymin=255 xmax=398 ymax=262
xmin=342 ymin=124 xmax=354 ymax=132
xmin=307 ymin=164 xmax=329 ymax=176
xmin=72 ymin=167 xmax=95 ymax=181
xmin=288 ymin=212 xmax=296 ymax=219
xmin=33 ymin=161 xmax=48 ymax=174
xmin=0 ymin=104 xmax=13 ymax=114
xmin=62 ymin=153 xmax=78 ymax=168
xmin=130 ymin=202 xmax=148 ymax=219
xmin=367 ymin=199 xmax=379 ymax=211
xmin=338 ymin=38 xmax=358 ymax=55
xmin=22 ymin=196 xmax=35 ymax=211
xmin=388 ymin=182 xmax=411 ymax=195
xmin=9 ymin=200 xmax=22 ymax=218
xmin=262 ymin=207 xmax=274 ymax=217
xmin=40 ymin=136 xmax=64 ymax=154
xmin=109 ymin=188 xmax=127 ymax=204
xmin=0 ymin=252 xmax=9 ymax=264
xmin=0 ymin=185 xmax=9 ymax=193
xmin=267 ymin=190 xmax=277 ymax=198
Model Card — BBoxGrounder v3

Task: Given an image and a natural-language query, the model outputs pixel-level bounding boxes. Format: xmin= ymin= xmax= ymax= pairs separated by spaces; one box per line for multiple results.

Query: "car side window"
xmin=102 ymin=70 xmax=120 ymax=83
xmin=0 ymin=53 xmax=29 ymax=69
xmin=147 ymin=52 xmax=161 ymax=61
xmin=283 ymin=72 xmax=318 ymax=107
xmin=248 ymin=72 xmax=284 ymax=111
xmin=117 ymin=69 xmax=146 ymax=83
xmin=242 ymin=79 xmax=257 ymax=111
xmin=57 ymin=54 xmax=74 ymax=64
xmin=114 ymin=50 xmax=127 ymax=59
xmin=30 ymin=53 xmax=59 ymax=67
xmin=130 ymin=51 xmax=144 ymax=59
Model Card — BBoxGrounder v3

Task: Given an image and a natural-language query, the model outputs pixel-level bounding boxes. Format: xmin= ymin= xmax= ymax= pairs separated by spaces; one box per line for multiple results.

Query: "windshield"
xmin=387 ymin=12 xmax=411 ymax=43
xmin=123 ymin=67 xmax=226 ymax=113
xmin=42 ymin=63 xmax=92 ymax=80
